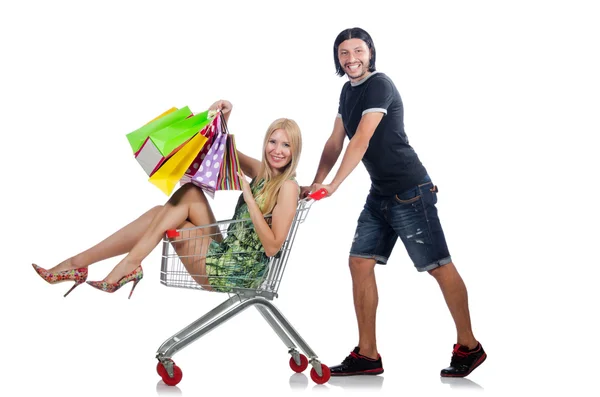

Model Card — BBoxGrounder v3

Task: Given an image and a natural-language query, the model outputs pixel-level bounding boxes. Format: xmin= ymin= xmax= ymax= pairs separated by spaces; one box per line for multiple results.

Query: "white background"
xmin=1 ymin=0 xmax=599 ymax=396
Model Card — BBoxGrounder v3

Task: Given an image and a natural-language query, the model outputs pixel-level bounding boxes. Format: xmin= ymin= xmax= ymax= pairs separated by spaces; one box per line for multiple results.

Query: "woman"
xmin=32 ymin=99 xmax=302 ymax=297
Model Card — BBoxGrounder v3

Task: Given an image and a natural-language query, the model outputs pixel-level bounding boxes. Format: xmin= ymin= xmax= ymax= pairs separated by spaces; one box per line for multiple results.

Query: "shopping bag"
xmin=217 ymin=134 xmax=242 ymax=191
xmin=190 ymin=119 xmax=227 ymax=198
xmin=149 ymin=110 xmax=212 ymax=156
xmin=126 ymin=106 xmax=192 ymax=154
xmin=179 ymin=113 xmax=220 ymax=185
xmin=148 ymin=128 xmax=209 ymax=196
xmin=136 ymin=110 xmax=213 ymax=176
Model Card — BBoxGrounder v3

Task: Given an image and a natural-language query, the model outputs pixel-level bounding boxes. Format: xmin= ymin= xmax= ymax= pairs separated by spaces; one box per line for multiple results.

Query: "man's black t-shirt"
xmin=338 ymin=72 xmax=428 ymax=196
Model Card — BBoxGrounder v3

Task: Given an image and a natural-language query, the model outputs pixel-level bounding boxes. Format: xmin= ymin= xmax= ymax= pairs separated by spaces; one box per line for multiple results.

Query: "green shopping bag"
xmin=135 ymin=110 xmax=214 ymax=176
xmin=149 ymin=110 xmax=212 ymax=156
xmin=126 ymin=106 xmax=193 ymax=154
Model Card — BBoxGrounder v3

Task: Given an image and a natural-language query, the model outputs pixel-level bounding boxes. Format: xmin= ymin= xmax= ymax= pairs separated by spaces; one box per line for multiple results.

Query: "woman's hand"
xmin=208 ymin=99 xmax=232 ymax=115
xmin=238 ymin=169 xmax=255 ymax=205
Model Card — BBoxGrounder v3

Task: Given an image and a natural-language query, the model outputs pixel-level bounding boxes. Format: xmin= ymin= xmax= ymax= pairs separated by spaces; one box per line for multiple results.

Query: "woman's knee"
xmin=169 ymin=183 xmax=205 ymax=206
xmin=177 ymin=220 xmax=196 ymax=230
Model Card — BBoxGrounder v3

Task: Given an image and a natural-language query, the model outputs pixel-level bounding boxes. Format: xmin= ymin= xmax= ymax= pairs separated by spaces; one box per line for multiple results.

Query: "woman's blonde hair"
xmin=254 ymin=118 xmax=302 ymax=214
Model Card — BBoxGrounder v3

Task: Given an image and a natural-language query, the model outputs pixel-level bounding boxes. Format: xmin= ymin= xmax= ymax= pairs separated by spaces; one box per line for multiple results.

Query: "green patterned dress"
xmin=205 ymin=179 xmax=271 ymax=292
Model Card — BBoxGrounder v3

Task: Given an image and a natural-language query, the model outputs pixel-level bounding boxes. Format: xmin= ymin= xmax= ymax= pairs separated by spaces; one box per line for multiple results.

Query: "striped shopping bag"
xmin=217 ymin=134 xmax=242 ymax=191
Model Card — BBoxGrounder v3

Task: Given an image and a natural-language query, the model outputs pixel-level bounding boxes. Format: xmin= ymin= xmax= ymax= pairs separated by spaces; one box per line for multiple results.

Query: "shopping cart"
xmin=155 ymin=189 xmax=330 ymax=386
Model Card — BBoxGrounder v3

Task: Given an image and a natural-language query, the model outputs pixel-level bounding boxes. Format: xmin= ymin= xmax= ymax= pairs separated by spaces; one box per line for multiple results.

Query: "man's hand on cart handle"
xmin=309 ymin=182 xmax=337 ymax=198
xmin=308 ymin=188 xmax=328 ymax=201
xmin=301 ymin=183 xmax=335 ymax=199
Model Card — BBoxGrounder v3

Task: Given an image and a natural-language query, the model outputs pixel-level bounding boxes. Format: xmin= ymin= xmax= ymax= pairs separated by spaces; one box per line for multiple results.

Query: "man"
xmin=301 ymin=27 xmax=486 ymax=378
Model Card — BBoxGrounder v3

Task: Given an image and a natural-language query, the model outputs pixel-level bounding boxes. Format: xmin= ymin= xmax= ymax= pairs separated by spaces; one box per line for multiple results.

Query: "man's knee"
xmin=427 ymin=261 xmax=455 ymax=279
xmin=349 ymin=256 xmax=376 ymax=273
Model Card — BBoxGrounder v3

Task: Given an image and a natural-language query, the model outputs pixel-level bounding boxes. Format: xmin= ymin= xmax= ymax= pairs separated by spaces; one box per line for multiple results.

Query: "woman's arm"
xmin=237 ymin=151 xmax=261 ymax=180
xmin=208 ymin=99 xmax=233 ymax=124
xmin=244 ymin=179 xmax=298 ymax=257
xmin=209 ymin=99 xmax=261 ymax=179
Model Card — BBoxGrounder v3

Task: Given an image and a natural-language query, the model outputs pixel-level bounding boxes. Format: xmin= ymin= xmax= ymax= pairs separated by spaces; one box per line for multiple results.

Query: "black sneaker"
xmin=330 ymin=347 xmax=384 ymax=376
xmin=440 ymin=342 xmax=487 ymax=377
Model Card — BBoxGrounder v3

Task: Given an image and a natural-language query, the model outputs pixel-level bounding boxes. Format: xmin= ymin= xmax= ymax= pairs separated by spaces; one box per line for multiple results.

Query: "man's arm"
xmin=301 ymin=117 xmax=345 ymax=197
xmin=315 ymin=112 xmax=384 ymax=196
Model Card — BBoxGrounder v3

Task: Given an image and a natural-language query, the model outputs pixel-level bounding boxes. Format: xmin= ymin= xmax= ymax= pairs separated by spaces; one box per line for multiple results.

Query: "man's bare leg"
xmin=349 ymin=256 xmax=379 ymax=359
xmin=429 ymin=262 xmax=477 ymax=348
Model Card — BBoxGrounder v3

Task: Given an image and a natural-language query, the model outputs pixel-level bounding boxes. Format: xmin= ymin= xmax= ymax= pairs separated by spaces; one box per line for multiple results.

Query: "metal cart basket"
xmin=155 ymin=189 xmax=330 ymax=386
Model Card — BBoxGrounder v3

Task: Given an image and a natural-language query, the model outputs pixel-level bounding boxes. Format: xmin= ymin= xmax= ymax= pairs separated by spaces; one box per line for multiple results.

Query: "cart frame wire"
xmin=155 ymin=190 xmax=330 ymax=385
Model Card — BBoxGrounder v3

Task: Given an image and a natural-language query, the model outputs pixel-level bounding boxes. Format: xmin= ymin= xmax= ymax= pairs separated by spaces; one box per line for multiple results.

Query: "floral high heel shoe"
xmin=32 ymin=263 xmax=88 ymax=297
xmin=86 ymin=266 xmax=143 ymax=299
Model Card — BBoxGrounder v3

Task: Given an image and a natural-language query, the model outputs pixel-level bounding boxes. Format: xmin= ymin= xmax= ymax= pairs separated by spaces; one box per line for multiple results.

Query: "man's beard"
xmin=346 ymin=63 xmax=367 ymax=79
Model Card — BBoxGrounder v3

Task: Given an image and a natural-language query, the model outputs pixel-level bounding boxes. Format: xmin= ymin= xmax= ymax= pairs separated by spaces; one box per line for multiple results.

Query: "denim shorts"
xmin=350 ymin=176 xmax=452 ymax=272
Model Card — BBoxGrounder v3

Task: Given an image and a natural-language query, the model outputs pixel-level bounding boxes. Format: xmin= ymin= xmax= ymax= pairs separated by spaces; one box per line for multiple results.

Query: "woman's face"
xmin=265 ymin=128 xmax=292 ymax=173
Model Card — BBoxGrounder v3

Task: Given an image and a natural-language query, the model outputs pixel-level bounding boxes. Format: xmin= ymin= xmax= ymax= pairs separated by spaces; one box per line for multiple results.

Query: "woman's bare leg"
xmin=102 ymin=184 xmax=217 ymax=284
xmin=170 ymin=220 xmax=214 ymax=289
xmin=48 ymin=206 xmax=164 ymax=273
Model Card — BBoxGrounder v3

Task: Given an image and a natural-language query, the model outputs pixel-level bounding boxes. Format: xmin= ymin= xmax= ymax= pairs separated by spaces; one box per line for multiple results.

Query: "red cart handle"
xmin=308 ymin=188 xmax=328 ymax=201
xmin=166 ymin=229 xmax=180 ymax=238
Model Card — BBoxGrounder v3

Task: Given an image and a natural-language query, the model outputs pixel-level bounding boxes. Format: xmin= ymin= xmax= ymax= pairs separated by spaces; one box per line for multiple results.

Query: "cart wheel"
xmin=156 ymin=359 xmax=173 ymax=377
xmin=161 ymin=364 xmax=183 ymax=386
xmin=289 ymin=354 xmax=309 ymax=373
xmin=157 ymin=362 xmax=166 ymax=377
xmin=310 ymin=364 xmax=331 ymax=385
